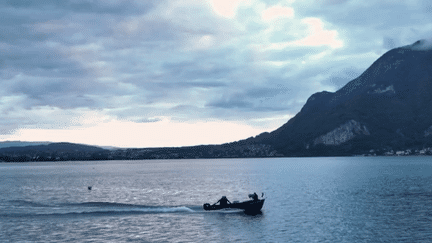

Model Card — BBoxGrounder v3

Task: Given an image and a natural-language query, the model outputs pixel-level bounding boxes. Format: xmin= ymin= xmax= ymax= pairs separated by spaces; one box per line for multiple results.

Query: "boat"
xmin=203 ymin=193 xmax=265 ymax=213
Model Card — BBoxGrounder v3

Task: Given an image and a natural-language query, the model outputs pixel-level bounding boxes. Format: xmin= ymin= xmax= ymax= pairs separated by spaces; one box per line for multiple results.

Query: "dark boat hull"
xmin=203 ymin=199 xmax=265 ymax=212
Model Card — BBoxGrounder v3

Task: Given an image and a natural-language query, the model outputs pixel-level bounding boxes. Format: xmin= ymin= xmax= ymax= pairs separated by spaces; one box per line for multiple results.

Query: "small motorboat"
xmin=203 ymin=193 xmax=265 ymax=213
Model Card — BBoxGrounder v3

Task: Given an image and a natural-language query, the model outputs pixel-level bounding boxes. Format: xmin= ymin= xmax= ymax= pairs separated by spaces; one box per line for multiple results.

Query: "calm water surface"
xmin=1 ymin=157 xmax=432 ymax=242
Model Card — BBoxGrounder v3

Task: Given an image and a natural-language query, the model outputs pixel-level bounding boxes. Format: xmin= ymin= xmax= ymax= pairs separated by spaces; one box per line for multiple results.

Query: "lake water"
xmin=1 ymin=157 xmax=432 ymax=242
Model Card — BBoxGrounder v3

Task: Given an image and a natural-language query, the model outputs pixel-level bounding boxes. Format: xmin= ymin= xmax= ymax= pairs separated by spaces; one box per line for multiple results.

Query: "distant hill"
xmin=0 ymin=141 xmax=50 ymax=149
xmin=0 ymin=142 xmax=109 ymax=162
xmin=0 ymin=142 xmax=106 ymax=153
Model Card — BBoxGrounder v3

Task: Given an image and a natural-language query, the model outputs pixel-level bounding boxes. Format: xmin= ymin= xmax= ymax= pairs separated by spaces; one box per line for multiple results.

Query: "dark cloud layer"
xmin=0 ymin=0 xmax=430 ymax=144
xmin=0 ymin=0 xmax=154 ymax=15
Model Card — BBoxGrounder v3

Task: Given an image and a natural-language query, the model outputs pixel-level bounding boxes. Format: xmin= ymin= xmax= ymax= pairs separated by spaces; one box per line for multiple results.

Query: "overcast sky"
xmin=0 ymin=0 xmax=431 ymax=147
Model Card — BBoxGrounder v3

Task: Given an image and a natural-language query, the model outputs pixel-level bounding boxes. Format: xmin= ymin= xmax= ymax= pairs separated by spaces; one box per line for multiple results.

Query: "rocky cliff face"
xmin=312 ymin=120 xmax=370 ymax=146
xmin=249 ymin=40 xmax=432 ymax=156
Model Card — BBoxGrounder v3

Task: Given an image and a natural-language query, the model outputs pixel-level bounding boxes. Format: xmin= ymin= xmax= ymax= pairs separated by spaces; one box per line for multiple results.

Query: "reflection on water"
xmin=1 ymin=157 xmax=432 ymax=242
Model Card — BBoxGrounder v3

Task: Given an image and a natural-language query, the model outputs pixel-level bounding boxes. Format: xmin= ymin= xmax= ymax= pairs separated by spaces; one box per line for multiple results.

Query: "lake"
xmin=1 ymin=157 xmax=432 ymax=242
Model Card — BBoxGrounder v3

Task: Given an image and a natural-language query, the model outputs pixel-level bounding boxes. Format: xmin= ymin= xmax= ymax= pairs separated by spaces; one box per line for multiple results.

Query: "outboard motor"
xmin=203 ymin=203 xmax=211 ymax=210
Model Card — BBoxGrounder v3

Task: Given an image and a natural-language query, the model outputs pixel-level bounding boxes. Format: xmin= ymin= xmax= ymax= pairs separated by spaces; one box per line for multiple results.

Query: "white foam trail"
xmin=141 ymin=206 xmax=195 ymax=213
xmin=104 ymin=206 xmax=195 ymax=214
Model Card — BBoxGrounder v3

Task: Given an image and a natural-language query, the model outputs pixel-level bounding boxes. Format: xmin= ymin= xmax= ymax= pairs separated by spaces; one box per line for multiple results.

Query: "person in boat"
xmin=249 ymin=192 xmax=258 ymax=201
xmin=214 ymin=196 xmax=231 ymax=206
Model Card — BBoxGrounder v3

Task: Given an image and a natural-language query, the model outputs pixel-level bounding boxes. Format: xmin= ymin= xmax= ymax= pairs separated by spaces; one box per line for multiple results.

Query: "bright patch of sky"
xmin=0 ymin=0 xmax=430 ymax=147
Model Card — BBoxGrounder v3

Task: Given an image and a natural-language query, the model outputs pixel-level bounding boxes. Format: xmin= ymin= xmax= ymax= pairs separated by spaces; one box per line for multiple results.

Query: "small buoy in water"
xmin=88 ymin=186 xmax=92 ymax=190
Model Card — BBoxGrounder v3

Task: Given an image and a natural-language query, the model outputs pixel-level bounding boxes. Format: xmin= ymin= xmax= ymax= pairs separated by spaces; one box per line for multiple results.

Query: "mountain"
xmin=249 ymin=40 xmax=432 ymax=156
xmin=0 ymin=142 xmax=109 ymax=162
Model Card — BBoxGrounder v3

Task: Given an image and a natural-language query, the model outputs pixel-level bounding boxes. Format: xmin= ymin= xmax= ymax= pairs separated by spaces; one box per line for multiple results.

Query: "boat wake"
xmin=65 ymin=201 xmax=197 ymax=213
xmin=2 ymin=200 xmax=201 ymax=218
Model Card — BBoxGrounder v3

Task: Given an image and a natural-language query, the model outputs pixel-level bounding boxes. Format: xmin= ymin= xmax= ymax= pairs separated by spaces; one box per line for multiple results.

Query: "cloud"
xmin=319 ymin=0 xmax=350 ymax=6
xmin=408 ymin=39 xmax=432 ymax=51
xmin=206 ymin=83 xmax=297 ymax=114
xmin=261 ymin=6 xmax=295 ymax=21
xmin=294 ymin=18 xmax=343 ymax=48
xmin=383 ymin=37 xmax=398 ymax=50
xmin=208 ymin=0 xmax=248 ymax=18
xmin=323 ymin=67 xmax=363 ymax=89
xmin=0 ymin=0 xmax=154 ymax=15
xmin=263 ymin=18 xmax=343 ymax=50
